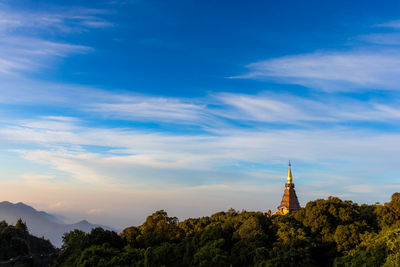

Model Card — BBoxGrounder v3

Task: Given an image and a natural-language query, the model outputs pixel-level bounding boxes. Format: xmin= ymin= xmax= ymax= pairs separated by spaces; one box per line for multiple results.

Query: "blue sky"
xmin=1 ymin=0 xmax=400 ymax=228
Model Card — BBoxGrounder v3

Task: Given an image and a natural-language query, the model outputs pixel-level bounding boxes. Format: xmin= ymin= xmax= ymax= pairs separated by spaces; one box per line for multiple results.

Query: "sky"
xmin=1 ymin=0 xmax=400 ymax=229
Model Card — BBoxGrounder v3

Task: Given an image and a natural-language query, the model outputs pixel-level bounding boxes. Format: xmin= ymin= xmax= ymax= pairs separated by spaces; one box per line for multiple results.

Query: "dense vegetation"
xmin=2 ymin=194 xmax=399 ymax=266
xmin=53 ymin=192 xmax=400 ymax=267
xmin=0 ymin=219 xmax=55 ymax=266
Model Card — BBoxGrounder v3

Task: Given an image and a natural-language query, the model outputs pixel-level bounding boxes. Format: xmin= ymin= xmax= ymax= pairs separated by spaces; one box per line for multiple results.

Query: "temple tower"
xmin=275 ymin=161 xmax=301 ymax=215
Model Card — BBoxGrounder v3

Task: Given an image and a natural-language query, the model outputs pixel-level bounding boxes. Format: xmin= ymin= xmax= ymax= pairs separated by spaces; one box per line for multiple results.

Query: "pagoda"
xmin=274 ymin=161 xmax=301 ymax=215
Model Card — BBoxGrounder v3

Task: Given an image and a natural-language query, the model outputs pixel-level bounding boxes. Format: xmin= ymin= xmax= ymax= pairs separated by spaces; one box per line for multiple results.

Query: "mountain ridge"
xmin=0 ymin=201 xmax=116 ymax=247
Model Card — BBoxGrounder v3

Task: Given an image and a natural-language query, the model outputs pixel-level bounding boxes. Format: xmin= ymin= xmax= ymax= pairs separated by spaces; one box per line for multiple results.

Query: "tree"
xmin=87 ymin=227 xmax=124 ymax=249
xmin=120 ymin=226 xmax=141 ymax=247
xmin=138 ymin=210 xmax=183 ymax=247
xmin=0 ymin=220 xmax=55 ymax=262
xmin=334 ymin=222 xmax=367 ymax=252
xmin=334 ymin=228 xmax=400 ymax=266
xmin=193 ymin=239 xmax=229 ymax=267
xmin=15 ymin=218 xmax=28 ymax=233
xmin=10 ymin=236 xmax=29 ymax=257
xmin=78 ymin=243 xmax=120 ymax=267
xmin=376 ymin=192 xmax=400 ymax=229
xmin=54 ymin=194 xmax=400 ymax=267
xmin=56 ymin=230 xmax=88 ymax=266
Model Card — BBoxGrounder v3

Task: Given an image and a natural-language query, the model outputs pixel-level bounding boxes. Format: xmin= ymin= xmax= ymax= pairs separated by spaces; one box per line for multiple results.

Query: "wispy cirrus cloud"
xmin=56 ymin=89 xmax=400 ymax=126
xmin=358 ymin=19 xmax=400 ymax=46
xmin=0 ymin=6 xmax=114 ymax=33
xmin=233 ymin=18 xmax=400 ymax=92
xmin=2 ymin=114 xmax=400 ymax=187
xmin=359 ymin=33 xmax=400 ymax=45
xmin=1 ymin=3 xmax=400 ymax=226
xmin=2 ymin=87 xmax=400 ymax=227
xmin=233 ymin=51 xmax=400 ymax=91
xmin=375 ymin=20 xmax=400 ymax=29
xmin=214 ymin=93 xmax=400 ymax=124
xmin=0 ymin=4 xmax=113 ymax=74
xmin=20 ymin=173 xmax=54 ymax=181
xmin=87 ymin=209 xmax=103 ymax=215
xmin=0 ymin=37 xmax=91 ymax=74
xmin=3 ymin=80 xmax=400 ymax=127
xmin=87 ymin=95 xmax=209 ymax=124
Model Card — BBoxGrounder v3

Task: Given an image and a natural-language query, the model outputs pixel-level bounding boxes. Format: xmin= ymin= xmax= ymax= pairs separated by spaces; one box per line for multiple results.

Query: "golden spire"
xmin=287 ymin=160 xmax=293 ymax=183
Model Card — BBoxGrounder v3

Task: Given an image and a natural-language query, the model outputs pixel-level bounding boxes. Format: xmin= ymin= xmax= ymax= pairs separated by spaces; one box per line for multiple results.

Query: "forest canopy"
xmin=51 ymin=193 xmax=400 ymax=267
xmin=0 ymin=219 xmax=55 ymax=266
xmin=2 ymin=194 xmax=400 ymax=266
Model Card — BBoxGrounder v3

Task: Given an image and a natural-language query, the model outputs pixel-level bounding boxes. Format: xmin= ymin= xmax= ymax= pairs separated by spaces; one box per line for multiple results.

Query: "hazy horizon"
xmin=1 ymin=0 xmax=400 ymax=229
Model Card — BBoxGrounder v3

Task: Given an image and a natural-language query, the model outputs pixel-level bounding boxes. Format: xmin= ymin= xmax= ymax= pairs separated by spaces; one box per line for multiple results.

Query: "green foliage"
xmin=334 ymin=228 xmax=400 ymax=266
xmin=193 ymin=239 xmax=229 ymax=267
xmin=334 ymin=222 xmax=367 ymax=252
xmin=259 ymin=216 xmax=318 ymax=267
xmin=78 ymin=243 xmax=120 ymax=267
xmin=56 ymin=228 xmax=122 ymax=266
xmin=144 ymin=242 xmax=184 ymax=267
xmin=15 ymin=218 xmax=28 ymax=234
xmin=120 ymin=226 xmax=141 ymax=246
xmin=0 ymin=220 xmax=55 ymax=265
xmin=54 ymin=193 xmax=400 ymax=266
xmin=376 ymin=193 xmax=400 ymax=229
xmin=294 ymin=197 xmax=367 ymax=242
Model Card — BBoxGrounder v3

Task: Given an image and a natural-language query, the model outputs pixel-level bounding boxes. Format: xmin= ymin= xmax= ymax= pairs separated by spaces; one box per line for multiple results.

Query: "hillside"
xmin=0 ymin=201 xmax=115 ymax=247
xmin=0 ymin=219 xmax=55 ymax=266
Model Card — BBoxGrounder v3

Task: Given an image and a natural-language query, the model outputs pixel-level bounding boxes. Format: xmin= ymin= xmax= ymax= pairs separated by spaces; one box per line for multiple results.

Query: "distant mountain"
xmin=0 ymin=201 xmax=116 ymax=247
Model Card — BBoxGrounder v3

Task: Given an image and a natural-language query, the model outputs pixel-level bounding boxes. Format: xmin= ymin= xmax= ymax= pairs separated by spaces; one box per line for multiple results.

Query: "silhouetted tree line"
xmin=4 ymin=193 xmax=400 ymax=266
xmin=0 ymin=218 xmax=55 ymax=266
xmin=51 ymin=192 xmax=400 ymax=266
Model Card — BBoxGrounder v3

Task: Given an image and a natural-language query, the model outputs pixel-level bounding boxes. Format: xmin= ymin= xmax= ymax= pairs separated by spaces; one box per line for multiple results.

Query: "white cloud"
xmin=87 ymin=96 xmax=209 ymax=123
xmin=2 ymin=173 xmax=398 ymax=229
xmin=0 ymin=6 xmax=400 ymax=228
xmin=2 ymin=75 xmax=400 ymax=126
xmin=14 ymin=149 xmax=108 ymax=184
xmin=21 ymin=173 xmax=53 ymax=180
xmin=0 ymin=6 xmax=113 ymax=33
xmin=375 ymin=20 xmax=400 ymax=29
xmin=214 ymin=92 xmax=400 ymax=124
xmin=0 ymin=36 xmax=91 ymax=74
xmin=1 ymin=89 xmax=400 ymax=189
xmin=2 ymin=114 xmax=400 ymax=189
xmin=234 ymin=51 xmax=400 ymax=91
xmin=374 ymin=103 xmax=400 ymax=118
xmin=347 ymin=184 xmax=400 ymax=194
xmin=80 ymin=20 xmax=114 ymax=28
xmin=49 ymin=201 xmax=65 ymax=210
xmin=0 ymin=180 xmax=287 ymax=228
xmin=360 ymin=33 xmax=400 ymax=45
xmin=0 ymin=79 xmax=107 ymax=104
xmin=233 ymin=18 xmax=400 ymax=92
xmin=0 ymin=4 xmax=114 ymax=75
xmin=87 ymin=209 xmax=103 ymax=215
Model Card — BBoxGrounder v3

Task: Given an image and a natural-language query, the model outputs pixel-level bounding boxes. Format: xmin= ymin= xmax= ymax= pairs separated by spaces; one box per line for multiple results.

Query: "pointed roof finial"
xmin=287 ymin=160 xmax=293 ymax=183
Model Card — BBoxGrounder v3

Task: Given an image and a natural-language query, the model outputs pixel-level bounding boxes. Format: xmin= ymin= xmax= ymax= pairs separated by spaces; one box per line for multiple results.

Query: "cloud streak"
xmin=0 ymin=37 xmax=91 ymax=74
xmin=2 ymin=114 xmax=400 ymax=187
xmin=2 ymin=112 xmax=400 ymax=230
xmin=234 ymin=51 xmax=400 ymax=91
xmin=375 ymin=20 xmax=400 ymax=29
xmin=0 ymin=4 xmax=115 ymax=75
xmin=0 ymin=6 xmax=114 ymax=33
xmin=214 ymin=93 xmax=400 ymax=124
xmin=233 ymin=19 xmax=400 ymax=92
xmin=87 ymin=95 xmax=209 ymax=124
xmin=1 ymin=6 xmax=400 ymax=228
